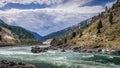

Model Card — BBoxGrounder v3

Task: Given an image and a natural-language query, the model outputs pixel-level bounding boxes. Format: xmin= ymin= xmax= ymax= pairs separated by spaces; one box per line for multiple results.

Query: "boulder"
xmin=61 ymin=49 xmax=66 ymax=52
xmin=31 ymin=46 xmax=46 ymax=53
xmin=112 ymin=50 xmax=120 ymax=55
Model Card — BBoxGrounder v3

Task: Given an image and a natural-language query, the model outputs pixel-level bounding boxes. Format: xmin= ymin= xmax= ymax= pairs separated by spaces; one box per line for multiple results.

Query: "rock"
xmin=112 ymin=50 xmax=120 ymax=55
xmin=1 ymin=60 xmax=9 ymax=64
xmin=97 ymin=49 xmax=102 ymax=52
xmin=49 ymin=46 xmax=58 ymax=50
xmin=31 ymin=46 xmax=47 ymax=53
xmin=0 ymin=60 xmax=36 ymax=68
xmin=9 ymin=61 xmax=16 ymax=66
xmin=86 ymin=49 xmax=94 ymax=53
xmin=61 ymin=49 xmax=66 ymax=52
xmin=17 ymin=62 xmax=25 ymax=65
xmin=73 ymin=47 xmax=81 ymax=52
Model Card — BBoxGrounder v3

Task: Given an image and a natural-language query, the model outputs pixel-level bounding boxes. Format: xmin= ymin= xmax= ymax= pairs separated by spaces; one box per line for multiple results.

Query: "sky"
xmin=0 ymin=0 xmax=116 ymax=36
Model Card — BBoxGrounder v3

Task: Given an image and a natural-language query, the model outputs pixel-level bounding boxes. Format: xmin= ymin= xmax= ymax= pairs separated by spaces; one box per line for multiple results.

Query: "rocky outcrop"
xmin=0 ymin=60 xmax=36 ymax=68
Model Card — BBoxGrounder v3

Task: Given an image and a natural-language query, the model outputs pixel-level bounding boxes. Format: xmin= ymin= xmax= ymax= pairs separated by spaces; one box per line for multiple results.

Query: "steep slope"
xmin=42 ymin=20 xmax=88 ymax=41
xmin=0 ymin=26 xmax=15 ymax=43
xmin=0 ymin=19 xmax=35 ymax=39
xmin=42 ymin=27 xmax=74 ymax=41
xmin=51 ymin=0 xmax=120 ymax=50
xmin=0 ymin=19 xmax=41 ymax=45
xmin=69 ymin=0 xmax=120 ymax=49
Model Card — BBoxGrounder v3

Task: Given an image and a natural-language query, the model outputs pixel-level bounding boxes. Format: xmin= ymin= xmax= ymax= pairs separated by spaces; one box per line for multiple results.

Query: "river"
xmin=0 ymin=45 xmax=120 ymax=68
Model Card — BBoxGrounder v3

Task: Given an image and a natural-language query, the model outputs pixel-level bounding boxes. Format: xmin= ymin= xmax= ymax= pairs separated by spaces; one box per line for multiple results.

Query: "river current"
xmin=0 ymin=45 xmax=120 ymax=68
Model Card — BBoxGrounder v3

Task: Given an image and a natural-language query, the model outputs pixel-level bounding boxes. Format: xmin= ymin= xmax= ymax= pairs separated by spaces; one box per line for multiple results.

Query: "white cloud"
xmin=0 ymin=0 xmax=105 ymax=36
xmin=105 ymin=0 xmax=116 ymax=8
xmin=0 ymin=0 xmax=64 ymax=7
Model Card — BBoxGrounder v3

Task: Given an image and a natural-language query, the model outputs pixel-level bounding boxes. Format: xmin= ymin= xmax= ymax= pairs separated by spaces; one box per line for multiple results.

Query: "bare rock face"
xmin=0 ymin=60 xmax=36 ymax=68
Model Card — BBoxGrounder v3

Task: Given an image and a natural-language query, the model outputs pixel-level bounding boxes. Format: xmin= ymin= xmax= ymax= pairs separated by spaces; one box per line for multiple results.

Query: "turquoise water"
xmin=0 ymin=45 xmax=120 ymax=68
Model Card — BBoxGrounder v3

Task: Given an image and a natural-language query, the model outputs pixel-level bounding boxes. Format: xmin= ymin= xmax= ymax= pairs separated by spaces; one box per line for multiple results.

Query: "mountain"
xmin=31 ymin=32 xmax=43 ymax=41
xmin=0 ymin=26 xmax=15 ymax=43
xmin=0 ymin=19 xmax=37 ymax=44
xmin=51 ymin=0 xmax=120 ymax=50
xmin=42 ymin=27 xmax=74 ymax=41
xmin=42 ymin=20 xmax=88 ymax=41
xmin=0 ymin=20 xmax=35 ymax=39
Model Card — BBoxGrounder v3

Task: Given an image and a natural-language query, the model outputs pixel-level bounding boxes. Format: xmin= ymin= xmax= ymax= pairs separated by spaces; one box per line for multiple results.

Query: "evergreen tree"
xmin=109 ymin=12 xmax=113 ymax=24
xmin=0 ymin=27 xmax=2 ymax=31
xmin=0 ymin=35 xmax=2 ymax=41
xmin=98 ymin=13 xmax=101 ymax=17
xmin=105 ymin=6 xmax=108 ymax=11
xmin=97 ymin=20 xmax=103 ymax=29
xmin=97 ymin=29 xmax=101 ymax=33
xmin=79 ymin=31 xmax=83 ymax=37
xmin=63 ymin=37 xmax=67 ymax=43
xmin=97 ymin=20 xmax=103 ymax=33
xmin=72 ymin=32 xmax=76 ymax=38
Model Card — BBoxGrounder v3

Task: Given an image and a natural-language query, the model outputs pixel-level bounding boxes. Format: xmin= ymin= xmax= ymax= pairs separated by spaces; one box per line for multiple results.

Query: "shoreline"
xmin=0 ymin=43 xmax=119 ymax=55
xmin=34 ymin=45 xmax=120 ymax=55
xmin=3 ymin=43 xmax=115 ymax=55
xmin=0 ymin=43 xmax=46 ymax=47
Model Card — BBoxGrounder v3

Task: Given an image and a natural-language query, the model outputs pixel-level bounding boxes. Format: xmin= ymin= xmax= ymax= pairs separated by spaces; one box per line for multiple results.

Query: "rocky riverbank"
xmin=31 ymin=45 xmax=120 ymax=55
xmin=73 ymin=47 xmax=120 ymax=55
xmin=0 ymin=60 xmax=36 ymax=68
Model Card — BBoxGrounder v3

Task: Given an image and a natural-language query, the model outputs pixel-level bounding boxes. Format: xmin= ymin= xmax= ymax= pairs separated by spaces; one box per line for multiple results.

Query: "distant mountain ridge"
xmin=31 ymin=32 xmax=43 ymax=41
xmin=41 ymin=20 xmax=88 ymax=41
xmin=0 ymin=19 xmax=35 ymax=39
xmin=0 ymin=19 xmax=37 ymax=44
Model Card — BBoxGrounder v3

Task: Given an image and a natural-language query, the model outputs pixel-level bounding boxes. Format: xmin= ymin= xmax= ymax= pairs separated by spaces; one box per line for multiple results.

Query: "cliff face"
xmin=51 ymin=0 xmax=120 ymax=50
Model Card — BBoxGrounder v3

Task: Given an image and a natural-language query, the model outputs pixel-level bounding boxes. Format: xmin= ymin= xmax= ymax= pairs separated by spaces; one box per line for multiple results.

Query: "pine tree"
xmin=109 ymin=12 xmax=113 ymax=24
xmin=97 ymin=29 xmax=101 ymax=33
xmin=63 ymin=38 xmax=67 ymax=43
xmin=72 ymin=32 xmax=76 ymax=38
xmin=97 ymin=20 xmax=103 ymax=29
xmin=0 ymin=27 xmax=2 ymax=31
xmin=79 ymin=31 xmax=83 ymax=37
xmin=97 ymin=20 xmax=103 ymax=33
xmin=105 ymin=6 xmax=108 ymax=11
xmin=0 ymin=35 xmax=2 ymax=41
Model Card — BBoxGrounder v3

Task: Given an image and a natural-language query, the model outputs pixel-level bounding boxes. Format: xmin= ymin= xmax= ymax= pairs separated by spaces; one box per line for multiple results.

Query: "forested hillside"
xmin=0 ymin=19 xmax=34 ymax=39
xmin=0 ymin=19 xmax=42 ymax=45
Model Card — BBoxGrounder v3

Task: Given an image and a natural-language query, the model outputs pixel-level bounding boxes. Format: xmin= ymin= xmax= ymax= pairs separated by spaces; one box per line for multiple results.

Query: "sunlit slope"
xmin=57 ymin=0 xmax=120 ymax=49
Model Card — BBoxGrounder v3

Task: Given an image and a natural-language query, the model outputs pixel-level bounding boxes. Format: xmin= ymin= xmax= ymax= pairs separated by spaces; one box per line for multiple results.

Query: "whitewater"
xmin=0 ymin=45 xmax=120 ymax=68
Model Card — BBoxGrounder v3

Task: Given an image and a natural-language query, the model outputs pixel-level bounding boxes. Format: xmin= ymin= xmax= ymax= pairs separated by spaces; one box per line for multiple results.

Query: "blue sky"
xmin=0 ymin=0 xmax=116 ymax=36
